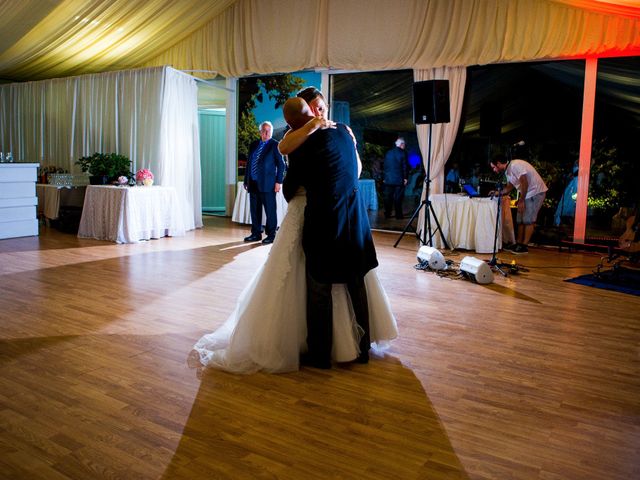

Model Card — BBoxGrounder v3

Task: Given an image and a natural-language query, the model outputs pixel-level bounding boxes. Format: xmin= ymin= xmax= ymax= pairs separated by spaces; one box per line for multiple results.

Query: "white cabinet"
xmin=0 ymin=163 xmax=39 ymax=239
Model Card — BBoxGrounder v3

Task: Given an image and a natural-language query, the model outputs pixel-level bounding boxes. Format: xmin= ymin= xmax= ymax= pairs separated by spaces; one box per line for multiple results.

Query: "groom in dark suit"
xmin=282 ymin=98 xmax=378 ymax=368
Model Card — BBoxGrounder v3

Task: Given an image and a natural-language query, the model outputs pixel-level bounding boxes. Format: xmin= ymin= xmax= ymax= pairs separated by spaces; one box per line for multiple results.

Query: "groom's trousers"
xmin=306 ymin=272 xmax=370 ymax=364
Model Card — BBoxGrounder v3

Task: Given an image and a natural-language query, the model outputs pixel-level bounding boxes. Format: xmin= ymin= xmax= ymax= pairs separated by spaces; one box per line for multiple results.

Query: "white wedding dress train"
xmin=191 ymin=191 xmax=398 ymax=374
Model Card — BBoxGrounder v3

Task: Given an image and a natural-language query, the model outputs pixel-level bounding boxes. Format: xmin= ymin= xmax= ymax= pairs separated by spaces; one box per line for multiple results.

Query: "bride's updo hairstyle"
xmin=297 ymin=86 xmax=325 ymax=104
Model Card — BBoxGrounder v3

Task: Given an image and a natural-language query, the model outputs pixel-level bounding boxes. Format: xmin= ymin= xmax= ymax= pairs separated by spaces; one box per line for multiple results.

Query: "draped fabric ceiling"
xmin=0 ymin=0 xmax=638 ymax=83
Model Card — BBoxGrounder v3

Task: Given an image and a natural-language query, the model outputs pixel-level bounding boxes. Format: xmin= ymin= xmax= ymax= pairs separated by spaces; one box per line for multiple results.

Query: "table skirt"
xmin=231 ymin=182 xmax=288 ymax=226
xmin=428 ymin=194 xmax=500 ymax=253
xmin=78 ymin=185 xmax=186 ymax=243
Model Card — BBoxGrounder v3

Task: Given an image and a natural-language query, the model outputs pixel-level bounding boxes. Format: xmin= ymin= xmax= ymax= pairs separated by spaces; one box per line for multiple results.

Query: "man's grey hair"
xmin=260 ymin=121 xmax=273 ymax=130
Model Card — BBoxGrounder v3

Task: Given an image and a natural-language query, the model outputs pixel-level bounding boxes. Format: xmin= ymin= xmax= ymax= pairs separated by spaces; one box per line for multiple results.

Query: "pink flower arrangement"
xmin=135 ymin=169 xmax=154 ymax=182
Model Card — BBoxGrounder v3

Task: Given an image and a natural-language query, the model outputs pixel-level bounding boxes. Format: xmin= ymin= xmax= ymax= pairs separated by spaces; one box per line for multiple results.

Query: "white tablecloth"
xmin=427 ymin=194 xmax=500 ymax=253
xmin=358 ymin=179 xmax=378 ymax=210
xmin=78 ymin=185 xmax=186 ymax=243
xmin=36 ymin=184 xmax=86 ymax=220
xmin=231 ymin=182 xmax=288 ymax=226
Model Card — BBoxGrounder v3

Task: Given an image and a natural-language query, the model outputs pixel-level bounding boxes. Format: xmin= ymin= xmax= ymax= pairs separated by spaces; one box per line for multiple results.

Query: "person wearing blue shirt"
xmin=445 ymin=162 xmax=460 ymax=192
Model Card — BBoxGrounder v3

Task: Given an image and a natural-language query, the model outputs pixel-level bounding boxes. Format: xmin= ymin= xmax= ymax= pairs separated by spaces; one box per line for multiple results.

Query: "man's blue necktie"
xmin=251 ymin=141 xmax=266 ymax=179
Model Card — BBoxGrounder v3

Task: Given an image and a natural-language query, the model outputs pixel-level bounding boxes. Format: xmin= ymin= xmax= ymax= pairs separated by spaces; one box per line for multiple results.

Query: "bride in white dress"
xmin=191 ymin=89 xmax=397 ymax=374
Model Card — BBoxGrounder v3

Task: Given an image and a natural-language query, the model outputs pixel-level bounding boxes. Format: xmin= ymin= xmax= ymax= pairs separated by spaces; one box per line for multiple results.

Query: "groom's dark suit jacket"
xmin=283 ymin=124 xmax=378 ymax=284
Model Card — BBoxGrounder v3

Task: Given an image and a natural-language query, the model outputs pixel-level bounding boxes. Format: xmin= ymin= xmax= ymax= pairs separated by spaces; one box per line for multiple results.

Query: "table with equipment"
xmin=427 ymin=193 xmax=500 ymax=253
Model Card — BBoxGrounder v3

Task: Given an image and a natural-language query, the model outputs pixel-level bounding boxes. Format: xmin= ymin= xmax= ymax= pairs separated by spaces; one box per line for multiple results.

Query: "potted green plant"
xmin=76 ymin=153 xmax=132 ymax=185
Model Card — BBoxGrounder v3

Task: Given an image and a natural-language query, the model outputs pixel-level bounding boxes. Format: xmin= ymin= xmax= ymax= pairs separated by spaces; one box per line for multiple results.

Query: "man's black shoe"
xmin=512 ymin=244 xmax=529 ymax=254
xmin=502 ymin=242 xmax=517 ymax=251
xmin=355 ymin=351 xmax=369 ymax=364
xmin=244 ymin=234 xmax=261 ymax=242
xmin=300 ymin=353 xmax=331 ymax=369
xmin=261 ymin=236 xmax=275 ymax=244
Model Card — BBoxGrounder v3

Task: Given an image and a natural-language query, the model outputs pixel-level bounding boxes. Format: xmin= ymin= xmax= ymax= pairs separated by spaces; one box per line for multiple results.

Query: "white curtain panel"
xmin=413 ymin=66 xmax=467 ymax=236
xmin=156 ymin=68 xmax=203 ymax=230
xmin=0 ymin=65 xmax=202 ymax=231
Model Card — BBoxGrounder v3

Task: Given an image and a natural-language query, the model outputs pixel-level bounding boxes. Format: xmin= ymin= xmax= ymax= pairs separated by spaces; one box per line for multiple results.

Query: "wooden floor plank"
xmin=1 ymin=217 xmax=639 ymax=479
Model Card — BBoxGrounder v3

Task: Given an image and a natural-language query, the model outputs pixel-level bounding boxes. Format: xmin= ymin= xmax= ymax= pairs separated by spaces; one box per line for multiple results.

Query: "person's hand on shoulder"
xmin=309 ymin=116 xmax=336 ymax=132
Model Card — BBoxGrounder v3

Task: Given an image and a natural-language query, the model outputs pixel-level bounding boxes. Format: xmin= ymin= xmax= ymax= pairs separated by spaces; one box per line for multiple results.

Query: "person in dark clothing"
xmin=383 ymin=137 xmax=408 ymax=219
xmin=243 ymin=121 xmax=286 ymax=244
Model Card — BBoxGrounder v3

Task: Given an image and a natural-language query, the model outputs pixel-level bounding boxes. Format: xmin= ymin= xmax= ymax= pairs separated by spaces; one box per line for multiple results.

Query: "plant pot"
xmin=143 ymin=178 xmax=154 ymax=186
xmin=89 ymin=175 xmax=110 ymax=185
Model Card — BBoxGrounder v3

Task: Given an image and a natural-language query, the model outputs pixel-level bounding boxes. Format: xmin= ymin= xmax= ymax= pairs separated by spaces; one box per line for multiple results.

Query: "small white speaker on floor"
xmin=459 ymin=256 xmax=494 ymax=284
xmin=417 ymin=246 xmax=446 ymax=270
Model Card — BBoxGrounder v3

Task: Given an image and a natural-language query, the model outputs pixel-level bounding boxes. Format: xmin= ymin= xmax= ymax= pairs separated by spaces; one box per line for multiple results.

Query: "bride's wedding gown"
xmin=191 ymin=190 xmax=398 ymax=374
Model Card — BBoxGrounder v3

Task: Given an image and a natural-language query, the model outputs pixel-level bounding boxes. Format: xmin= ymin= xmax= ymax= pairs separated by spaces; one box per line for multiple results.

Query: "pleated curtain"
xmin=0 ymin=66 xmax=202 ymax=231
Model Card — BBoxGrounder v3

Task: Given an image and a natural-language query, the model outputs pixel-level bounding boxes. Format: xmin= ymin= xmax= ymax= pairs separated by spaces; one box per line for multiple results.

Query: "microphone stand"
xmin=487 ymin=180 xmax=512 ymax=276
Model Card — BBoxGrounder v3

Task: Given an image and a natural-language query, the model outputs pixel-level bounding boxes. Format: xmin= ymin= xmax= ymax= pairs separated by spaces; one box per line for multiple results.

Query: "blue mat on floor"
xmin=565 ymin=267 xmax=640 ymax=296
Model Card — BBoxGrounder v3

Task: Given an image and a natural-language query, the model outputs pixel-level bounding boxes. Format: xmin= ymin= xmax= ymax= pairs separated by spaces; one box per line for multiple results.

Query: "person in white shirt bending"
xmin=490 ymin=153 xmax=548 ymax=254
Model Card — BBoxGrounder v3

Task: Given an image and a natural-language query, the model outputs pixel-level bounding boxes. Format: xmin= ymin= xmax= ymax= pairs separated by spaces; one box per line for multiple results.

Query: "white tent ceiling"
xmin=0 ymin=0 xmax=236 ymax=81
xmin=0 ymin=0 xmax=638 ymax=83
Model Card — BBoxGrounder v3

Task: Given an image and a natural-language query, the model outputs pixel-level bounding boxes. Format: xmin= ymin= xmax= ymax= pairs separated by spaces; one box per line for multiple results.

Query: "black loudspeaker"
xmin=412 ymin=80 xmax=450 ymax=124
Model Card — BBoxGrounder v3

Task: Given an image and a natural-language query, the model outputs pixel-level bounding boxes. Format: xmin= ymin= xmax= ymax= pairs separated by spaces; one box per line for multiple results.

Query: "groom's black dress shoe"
xmin=300 ymin=353 xmax=331 ymax=369
xmin=261 ymin=236 xmax=275 ymax=244
xmin=355 ymin=351 xmax=369 ymax=364
xmin=244 ymin=234 xmax=262 ymax=242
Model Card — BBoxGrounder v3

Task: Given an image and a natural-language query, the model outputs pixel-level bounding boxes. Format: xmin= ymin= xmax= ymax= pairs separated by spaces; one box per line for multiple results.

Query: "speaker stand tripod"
xmin=394 ymin=124 xmax=449 ymax=249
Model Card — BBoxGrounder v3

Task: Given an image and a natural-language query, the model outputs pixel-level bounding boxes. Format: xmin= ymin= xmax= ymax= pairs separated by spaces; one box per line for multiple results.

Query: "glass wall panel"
xmin=330 ymin=70 xmax=421 ymax=230
xmin=589 ymin=57 xmax=640 ymax=246
xmin=449 ymin=61 xmax=585 ymax=246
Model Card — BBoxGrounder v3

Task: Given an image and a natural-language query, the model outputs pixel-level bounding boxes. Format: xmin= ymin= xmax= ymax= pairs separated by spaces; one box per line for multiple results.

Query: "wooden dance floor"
xmin=1 ymin=216 xmax=639 ymax=479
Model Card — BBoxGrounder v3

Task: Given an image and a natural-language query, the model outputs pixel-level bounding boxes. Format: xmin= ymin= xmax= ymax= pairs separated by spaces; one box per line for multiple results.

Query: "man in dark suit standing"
xmin=383 ymin=137 xmax=408 ymax=219
xmin=282 ymin=98 xmax=378 ymax=368
xmin=244 ymin=121 xmax=286 ymax=244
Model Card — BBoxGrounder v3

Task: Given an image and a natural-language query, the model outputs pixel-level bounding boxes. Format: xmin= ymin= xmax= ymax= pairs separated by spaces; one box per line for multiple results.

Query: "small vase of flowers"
xmin=136 ymin=168 xmax=154 ymax=186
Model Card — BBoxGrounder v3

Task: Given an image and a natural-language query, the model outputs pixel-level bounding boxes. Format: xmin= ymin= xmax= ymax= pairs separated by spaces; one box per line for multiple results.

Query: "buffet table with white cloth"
xmin=78 ymin=185 xmax=186 ymax=243
xmin=231 ymin=182 xmax=288 ymax=226
xmin=427 ymin=193 xmax=500 ymax=253
xmin=358 ymin=179 xmax=378 ymax=210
